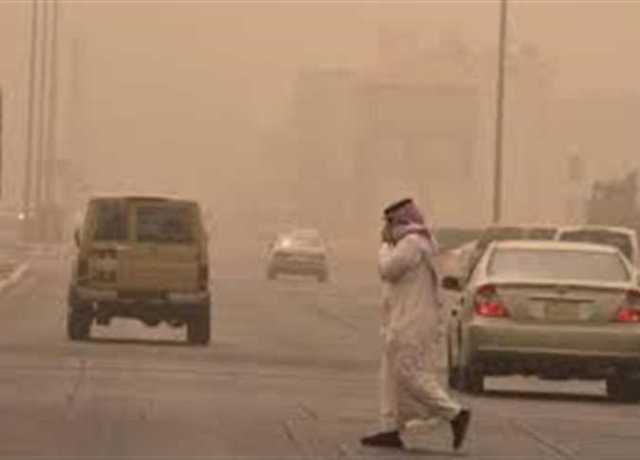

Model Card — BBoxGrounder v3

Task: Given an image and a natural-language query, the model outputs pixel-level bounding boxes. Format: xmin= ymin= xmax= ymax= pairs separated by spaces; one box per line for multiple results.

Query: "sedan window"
xmin=477 ymin=227 xmax=526 ymax=252
xmin=558 ymin=230 xmax=633 ymax=261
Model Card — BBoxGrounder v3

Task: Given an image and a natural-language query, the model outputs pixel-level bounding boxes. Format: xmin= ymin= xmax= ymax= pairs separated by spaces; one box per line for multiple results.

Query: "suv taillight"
xmin=474 ymin=284 xmax=509 ymax=318
xmin=615 ymin=290 xmax=640 ymax=323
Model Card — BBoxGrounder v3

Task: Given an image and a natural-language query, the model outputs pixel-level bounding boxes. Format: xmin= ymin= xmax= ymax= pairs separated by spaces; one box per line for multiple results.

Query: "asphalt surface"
xmin=0 ymin=251 xmax=639 ymax=459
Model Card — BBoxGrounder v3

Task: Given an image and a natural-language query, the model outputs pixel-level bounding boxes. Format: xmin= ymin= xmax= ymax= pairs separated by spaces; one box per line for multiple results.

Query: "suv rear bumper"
xmin=72 ymin=285 xmax=210 ymax=305
xmin=69 ymin=285 xmax=210 ymax=324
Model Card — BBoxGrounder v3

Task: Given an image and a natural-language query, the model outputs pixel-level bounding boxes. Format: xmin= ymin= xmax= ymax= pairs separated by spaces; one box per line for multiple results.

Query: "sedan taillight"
xmin=615 ymin=290 xmax=640 ymax=323
xmin=475 ymin=301 xmax=509 ymax=318
xmin=474 ymin=284 xmax=509 ymax=318
xmin=616 ymin=308 xmax=640 ymax=323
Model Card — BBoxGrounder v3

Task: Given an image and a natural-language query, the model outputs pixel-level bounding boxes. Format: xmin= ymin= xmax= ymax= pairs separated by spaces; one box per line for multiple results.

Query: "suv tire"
xmin=187 ymin=307 xmax=210 ymax=345
xmin=67 ymin=308 xmax=92 ymax=341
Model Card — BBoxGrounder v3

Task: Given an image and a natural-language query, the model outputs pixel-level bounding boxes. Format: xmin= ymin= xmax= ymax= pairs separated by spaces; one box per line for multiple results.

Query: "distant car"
xmin=67 ymin=194 xmax=212 ymax=345
xmin=556 ymin=225 xmax=639 ymax=267
xmin=444 ymin=240 xmax=640 ymax=401
xmin=463 ymin=224 xmax=559 ymax=280
xmin=439 ymin=239 xmax=479 ymax=279
xmin=266 ymin=229 xmax=329 ymax=282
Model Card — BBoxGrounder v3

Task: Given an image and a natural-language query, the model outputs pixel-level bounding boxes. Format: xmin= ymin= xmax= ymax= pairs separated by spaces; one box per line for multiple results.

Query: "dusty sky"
xmin=2 ymin=0 xmax=640 ymax=228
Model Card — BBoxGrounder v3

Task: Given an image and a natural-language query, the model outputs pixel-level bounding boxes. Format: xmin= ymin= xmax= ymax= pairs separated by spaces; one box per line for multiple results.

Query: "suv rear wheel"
xmin=187 ymin=308 xmax=210 ymax=345
xmin=67 ymin=308 xmax=92 ymax=341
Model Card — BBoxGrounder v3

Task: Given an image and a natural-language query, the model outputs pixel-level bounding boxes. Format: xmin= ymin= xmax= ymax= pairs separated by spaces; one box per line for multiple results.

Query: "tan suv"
xmin=67 ymin=195 xmax=211 ymax=345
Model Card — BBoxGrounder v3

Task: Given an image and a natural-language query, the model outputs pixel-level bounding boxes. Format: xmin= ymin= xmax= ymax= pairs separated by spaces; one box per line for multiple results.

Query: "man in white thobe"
xmin=361 ymin=198 xmax=471 ymax=451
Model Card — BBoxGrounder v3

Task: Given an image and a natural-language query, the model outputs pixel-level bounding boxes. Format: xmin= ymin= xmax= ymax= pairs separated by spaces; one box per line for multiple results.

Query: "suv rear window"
xmin=135 ymin=205 xmax=194 ymax=244
xmin=93 ymin=200 xmax=128 ymax=241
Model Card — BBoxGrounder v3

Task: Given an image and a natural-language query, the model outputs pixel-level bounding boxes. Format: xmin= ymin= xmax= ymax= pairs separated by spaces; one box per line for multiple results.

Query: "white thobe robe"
xmin=378 ymin=234 xmax=461 ymax=432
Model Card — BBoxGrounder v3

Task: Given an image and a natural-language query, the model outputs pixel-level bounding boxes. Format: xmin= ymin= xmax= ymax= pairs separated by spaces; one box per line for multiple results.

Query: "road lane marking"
xmin=509 ymin=418 xmax=578 ymax=460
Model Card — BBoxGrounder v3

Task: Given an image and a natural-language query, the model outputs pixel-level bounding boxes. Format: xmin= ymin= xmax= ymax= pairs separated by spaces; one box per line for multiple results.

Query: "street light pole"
xmin=492 ymin=0 xmax=508 ymax=224
xmin=45 ymin=0 xmax=60 ymax=242
xmin=22 ymin=0 xmax=40 ymax=241
xmin=34 ymin=0 xmax=50 ymax=240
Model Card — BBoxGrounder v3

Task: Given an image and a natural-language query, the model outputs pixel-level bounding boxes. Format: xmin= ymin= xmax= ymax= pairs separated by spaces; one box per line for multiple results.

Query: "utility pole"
xmin=22 ymin=0 xmax=40 ymax=242
xmin=34 ymin=0 xmax=50 ymax=240
xmin=45 ymin=0 xmax=60 ymax=242
xmin=492 ymin=0 xmax=508 ymax=224
xmin=0 ymin=88 xmax=3 ymax=199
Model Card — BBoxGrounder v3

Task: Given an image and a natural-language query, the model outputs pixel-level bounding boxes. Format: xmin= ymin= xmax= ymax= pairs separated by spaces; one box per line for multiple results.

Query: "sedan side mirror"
xmin=442 ymin=276 xmax=462 ymax=292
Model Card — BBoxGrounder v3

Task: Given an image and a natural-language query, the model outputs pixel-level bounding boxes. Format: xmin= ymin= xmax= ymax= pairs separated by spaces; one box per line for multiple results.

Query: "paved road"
xmin=0 ymin=255 xmax=638 ymax=459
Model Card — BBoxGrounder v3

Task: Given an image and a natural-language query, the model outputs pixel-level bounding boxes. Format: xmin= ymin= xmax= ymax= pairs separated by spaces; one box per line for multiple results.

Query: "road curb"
xmin=0 ymin=261 xmax=31 ymax=296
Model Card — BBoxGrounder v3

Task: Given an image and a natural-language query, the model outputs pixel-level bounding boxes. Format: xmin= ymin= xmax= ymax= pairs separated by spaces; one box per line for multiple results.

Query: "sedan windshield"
xmin=487 ymin=248 xmax=630 ymax=283
xmin=477 ymin=227 xmax=526 ymax=251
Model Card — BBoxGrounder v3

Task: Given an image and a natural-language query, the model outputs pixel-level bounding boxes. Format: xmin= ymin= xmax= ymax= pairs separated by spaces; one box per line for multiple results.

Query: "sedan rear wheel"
xmin=447 ymin=337 xmax=461 ymax=389
xmin=460 ymin=361 xmax=484 ymax=394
